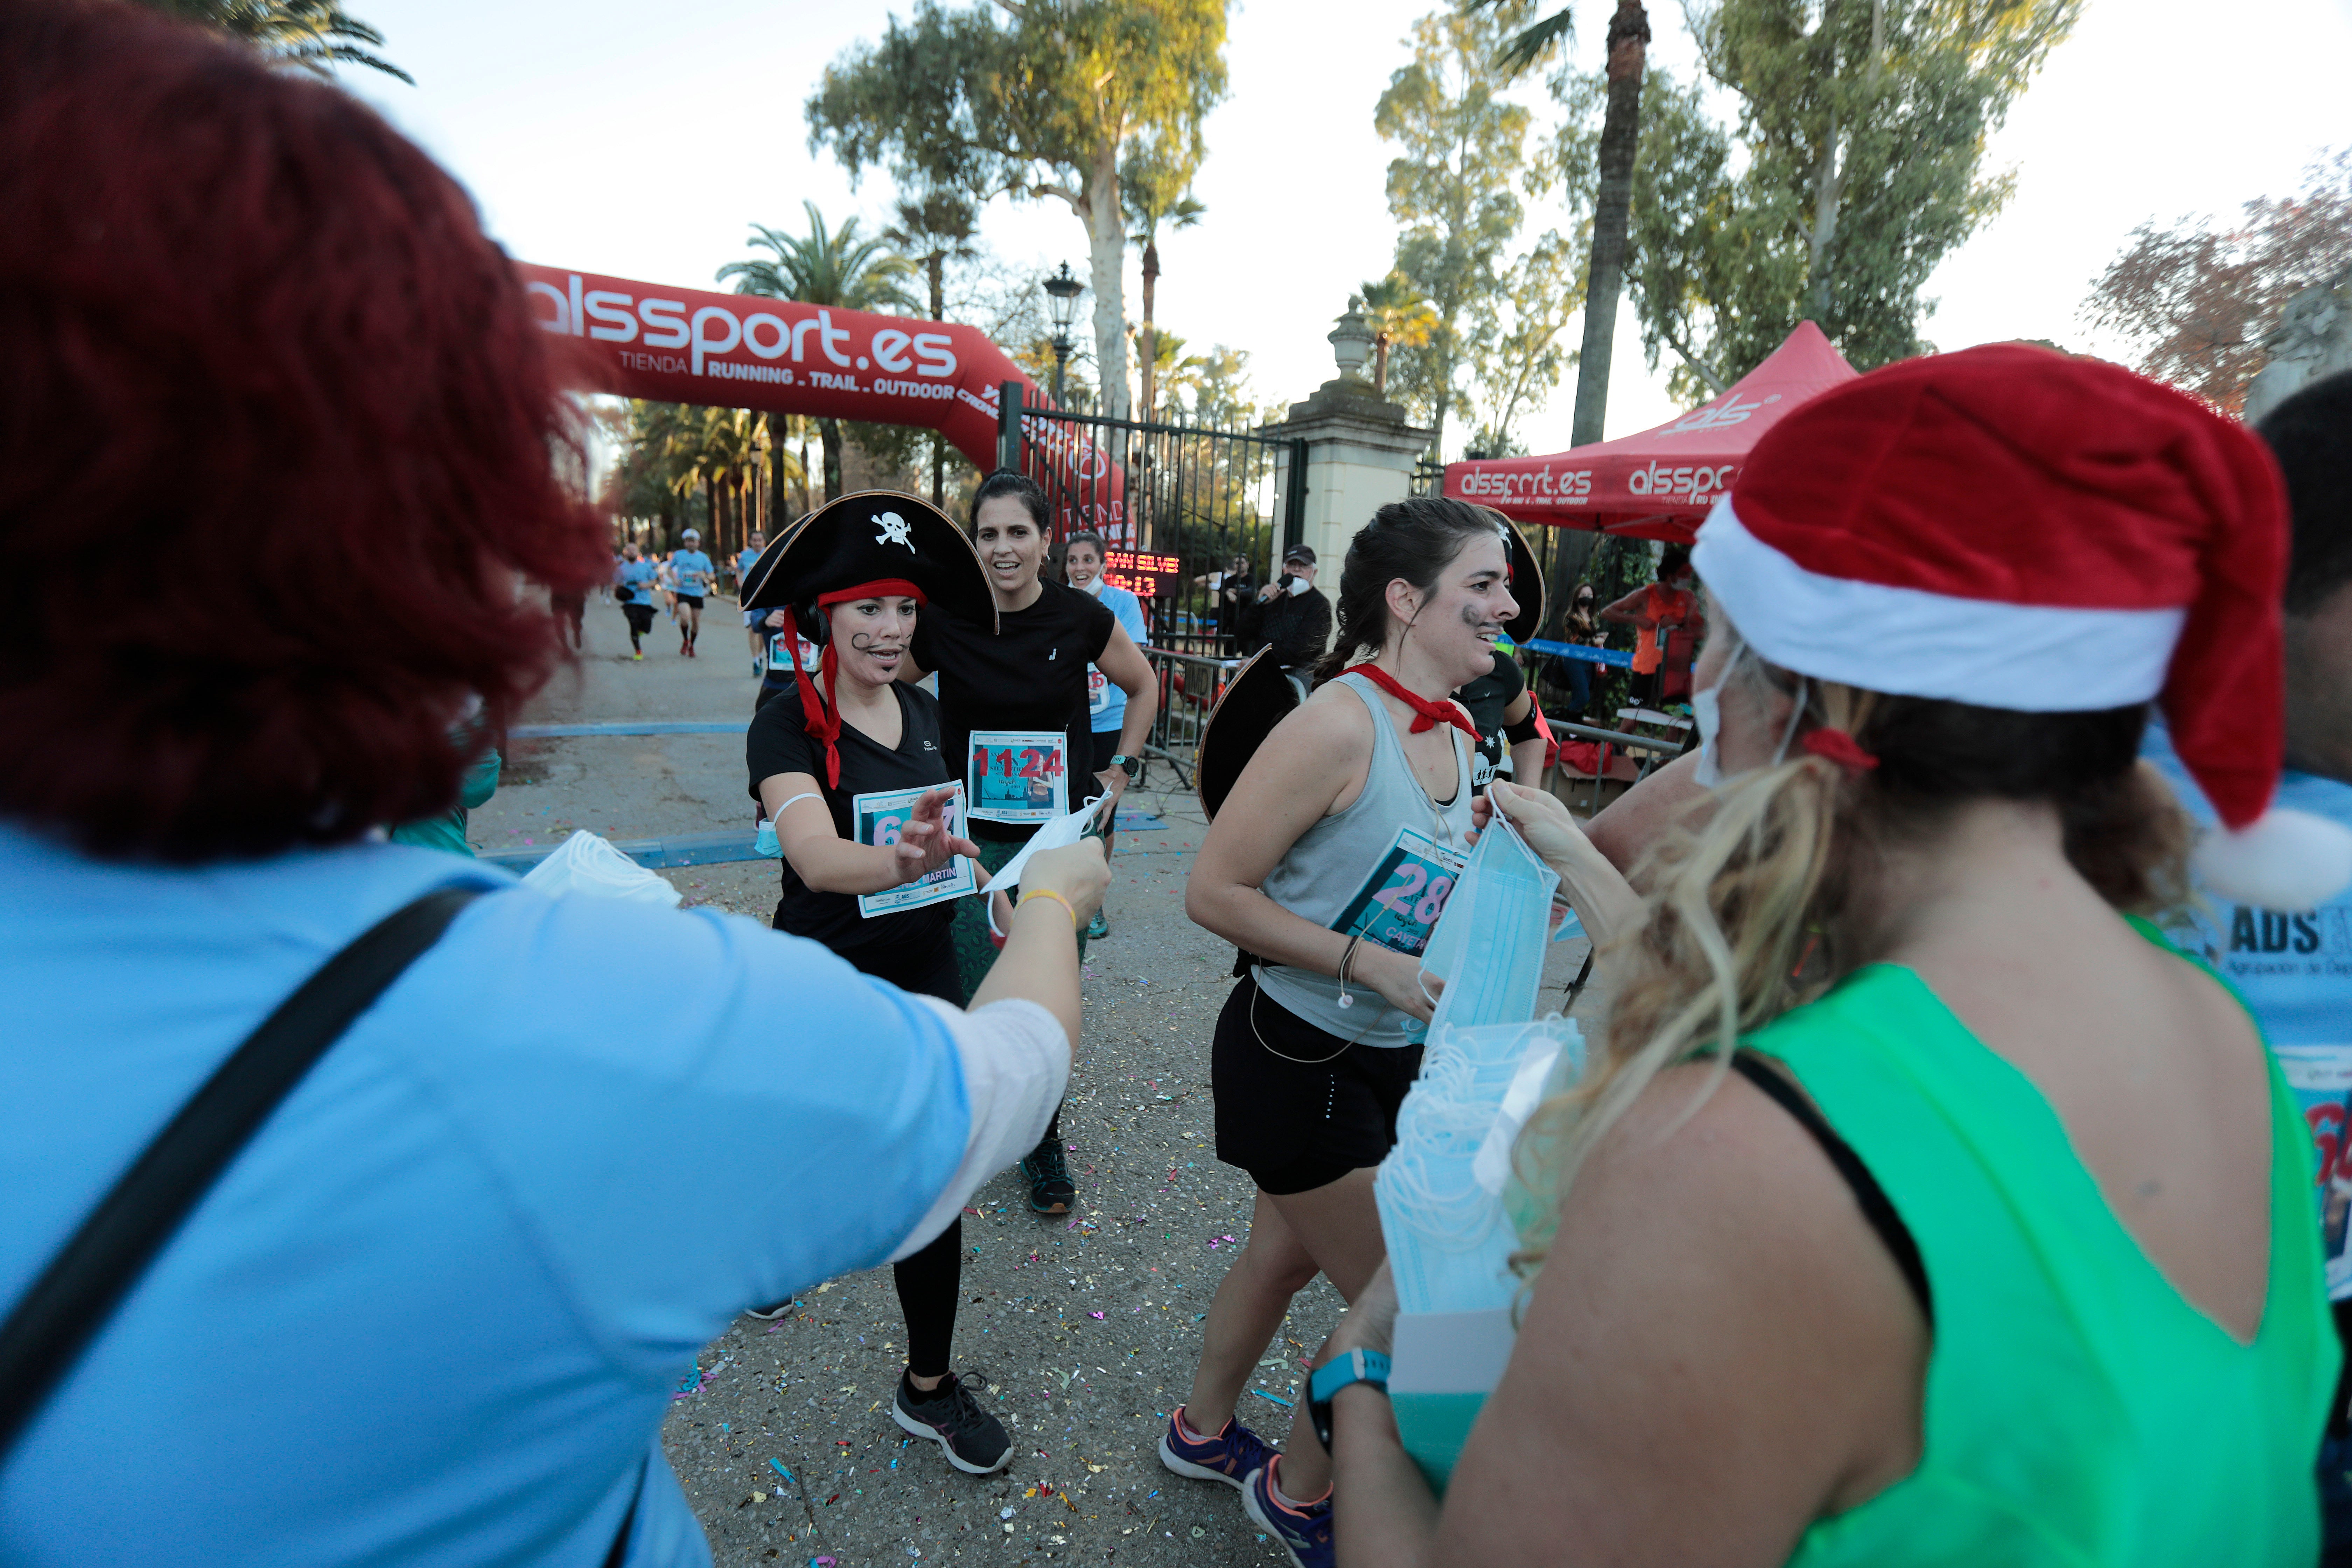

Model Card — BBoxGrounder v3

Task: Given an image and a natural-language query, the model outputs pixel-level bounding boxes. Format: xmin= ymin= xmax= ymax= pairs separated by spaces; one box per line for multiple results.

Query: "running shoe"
xmin=1157 ymin=1406 xmax=1278 ymax=1492
xmin=742 ymin=1297 xmax=796 ymax=1321
xmin=1084 ymin=909 xmax=1110 ymax=940
xmin=891 ymin=1370 xmax=1012 ymax=1475
xmin=632 ymin=651 xmax=643 ymax=661
xmin=1241 ymin=1460 xmax=1334 ymax=1568
xmin=1019 ymin=1134 xmax=1076 ymax=1214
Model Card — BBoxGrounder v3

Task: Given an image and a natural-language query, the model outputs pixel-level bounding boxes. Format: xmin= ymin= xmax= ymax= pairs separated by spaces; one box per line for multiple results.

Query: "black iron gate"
xmin=997 ymin=384 xmax=1306 ymax=661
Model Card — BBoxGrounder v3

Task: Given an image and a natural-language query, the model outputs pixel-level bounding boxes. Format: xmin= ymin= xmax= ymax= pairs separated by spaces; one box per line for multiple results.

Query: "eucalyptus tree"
xmin=718 ymin=202 xmax=919 ymax=500
xmin=1376 ymin=0 xmax=1556 ymax=458
xmin=808 ymin=0 xmax=1229 ymax=422
xmin=1621 ymin=0 xmax=2079 ymax=399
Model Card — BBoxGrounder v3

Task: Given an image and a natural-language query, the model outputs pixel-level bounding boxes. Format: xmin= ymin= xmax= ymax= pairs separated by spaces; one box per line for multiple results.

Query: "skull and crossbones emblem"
xmin=873 ymin=512 xmax=915 ymax=550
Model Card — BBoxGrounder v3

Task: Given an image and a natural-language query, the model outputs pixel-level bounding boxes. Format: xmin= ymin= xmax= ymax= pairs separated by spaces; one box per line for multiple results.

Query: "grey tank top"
xmin=1253 ymin=671 xmax=1475 ymax=1046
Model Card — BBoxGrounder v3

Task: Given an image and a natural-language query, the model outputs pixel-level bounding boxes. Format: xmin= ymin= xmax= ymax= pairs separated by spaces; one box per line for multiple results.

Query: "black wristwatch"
xmin=1307 ymin=1347 xmax=1390 ymax=1453
xmin=1105 ymin=754 xmax=1137 ymax=774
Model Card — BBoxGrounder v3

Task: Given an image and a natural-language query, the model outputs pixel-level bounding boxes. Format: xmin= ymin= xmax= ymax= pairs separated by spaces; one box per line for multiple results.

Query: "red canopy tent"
xmin=1443 ymin=321 xmax=1858 ymax=541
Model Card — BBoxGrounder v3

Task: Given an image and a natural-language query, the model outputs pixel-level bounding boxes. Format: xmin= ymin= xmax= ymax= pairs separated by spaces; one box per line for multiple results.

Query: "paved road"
xmin=473 ymin=595 xmax=1606 ymax=1567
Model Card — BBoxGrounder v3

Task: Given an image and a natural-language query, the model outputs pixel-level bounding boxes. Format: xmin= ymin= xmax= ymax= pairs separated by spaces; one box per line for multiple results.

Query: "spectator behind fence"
xmin=0 ymin=4 xmax=1105 ymax=1563
xmin=1234 ymin=543 xmax=1332 ymax=679
xmin=1322 ymin=345 xmax=2348 ymax=1566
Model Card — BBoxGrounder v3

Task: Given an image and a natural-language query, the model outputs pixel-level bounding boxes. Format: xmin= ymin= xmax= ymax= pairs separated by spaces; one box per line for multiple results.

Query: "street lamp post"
xmin=1043 ymin=262 xmax=1084 ymax=407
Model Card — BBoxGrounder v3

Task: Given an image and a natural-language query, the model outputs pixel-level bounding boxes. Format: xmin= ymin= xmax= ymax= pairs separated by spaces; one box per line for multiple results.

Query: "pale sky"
xmin=351 ymin=0 xmax=2352 ymax=458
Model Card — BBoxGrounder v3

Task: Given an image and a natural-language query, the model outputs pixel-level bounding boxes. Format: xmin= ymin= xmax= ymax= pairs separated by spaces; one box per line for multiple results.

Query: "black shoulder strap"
xmin=0 ymin=884 xmax=484 ymax=1458
xmin=1728 ymin=1051 xmax=1934 ymax=1324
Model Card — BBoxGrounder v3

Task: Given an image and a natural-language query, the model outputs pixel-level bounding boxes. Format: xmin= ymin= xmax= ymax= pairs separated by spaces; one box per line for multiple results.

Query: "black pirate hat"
xmin=1497 ymin=513 xmax=1545 ymax=645
xmin=742 ymin=490 xmax=996 ymax=631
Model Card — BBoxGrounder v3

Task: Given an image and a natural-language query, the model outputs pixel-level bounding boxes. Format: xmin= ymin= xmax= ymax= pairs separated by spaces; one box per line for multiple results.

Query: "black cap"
xmin=742 ymin=490 xmax=997 ymax=632
xmin=1282 ymin=544 xmax=1317 ymax=567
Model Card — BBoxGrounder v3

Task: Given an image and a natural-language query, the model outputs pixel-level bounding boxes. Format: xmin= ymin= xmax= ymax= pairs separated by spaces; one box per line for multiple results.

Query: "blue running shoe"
xmin=1156 ymin=1405 xmax=1278 ymax=1492
xmin=1241 ymin=1461 xmax=1334 ymax=1568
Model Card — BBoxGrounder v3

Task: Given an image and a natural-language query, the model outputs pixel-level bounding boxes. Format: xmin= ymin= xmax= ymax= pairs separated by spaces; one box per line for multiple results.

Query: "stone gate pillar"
xmin=1259 ymin=300 xmax=1435 ymax=632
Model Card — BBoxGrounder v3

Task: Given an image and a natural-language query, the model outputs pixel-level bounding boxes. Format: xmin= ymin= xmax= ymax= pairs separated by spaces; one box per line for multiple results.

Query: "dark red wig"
xmin=0 ymin=0 xmax=608 ymax=860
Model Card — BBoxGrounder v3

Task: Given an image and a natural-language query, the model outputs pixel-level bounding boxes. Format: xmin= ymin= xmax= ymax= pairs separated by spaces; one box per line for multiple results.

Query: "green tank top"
xmin=1746 ymin=918 xmax=2338 ymax=1567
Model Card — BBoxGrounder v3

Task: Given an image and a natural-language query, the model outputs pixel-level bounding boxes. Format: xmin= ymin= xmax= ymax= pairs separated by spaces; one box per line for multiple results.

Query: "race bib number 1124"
xmin=966 ymin=730 xmax=1069 ymax=824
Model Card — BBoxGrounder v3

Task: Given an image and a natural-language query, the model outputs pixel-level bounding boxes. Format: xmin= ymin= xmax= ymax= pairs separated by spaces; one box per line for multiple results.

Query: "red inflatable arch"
xmin=517 ymin=262 xmax=1127 ymax=540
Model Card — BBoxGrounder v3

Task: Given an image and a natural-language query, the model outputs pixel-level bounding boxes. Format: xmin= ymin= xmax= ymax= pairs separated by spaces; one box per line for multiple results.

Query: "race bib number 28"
xmin=967 ymin=730 xmax=1069 ymax=824
xmin=1331 ymin=826 xmax=1467 ymax=958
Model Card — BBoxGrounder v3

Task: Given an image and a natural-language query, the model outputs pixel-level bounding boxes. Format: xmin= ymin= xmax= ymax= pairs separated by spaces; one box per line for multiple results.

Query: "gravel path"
xmin=474 ymin=594 xmax=1606 ymax=1566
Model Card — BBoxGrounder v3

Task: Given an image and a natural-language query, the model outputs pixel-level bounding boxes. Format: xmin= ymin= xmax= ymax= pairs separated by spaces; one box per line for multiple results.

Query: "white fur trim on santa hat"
xmin=2191 ymin=807 xmax=2352 ymax=910
xmin=1692 ymin=499 xmax=2186 ymax=711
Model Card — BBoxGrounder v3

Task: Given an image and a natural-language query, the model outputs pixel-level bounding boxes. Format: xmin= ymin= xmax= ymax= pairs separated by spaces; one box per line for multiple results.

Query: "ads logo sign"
xmin=1656 ymin=392 xmax=1781 ymax=436
xmin=1625 ymin=462 xmax=1736 ymax=501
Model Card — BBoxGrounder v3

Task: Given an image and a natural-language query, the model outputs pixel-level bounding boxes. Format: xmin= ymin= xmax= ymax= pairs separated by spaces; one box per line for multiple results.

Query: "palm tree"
xmin=1359 ymin=272 xmax=1438 ymax=402
xmin=1122 ymin=142 xmax=1207 ymax=428
xmin=138 ymin=0 xmax=412 ymax=82
xmin=884 ymin=191 xmax=980 ymax=507
xmin=1486 ymin=0 xmax=1651 ymax=447
xmin=719 ymin=202 xmax=918 ymax=502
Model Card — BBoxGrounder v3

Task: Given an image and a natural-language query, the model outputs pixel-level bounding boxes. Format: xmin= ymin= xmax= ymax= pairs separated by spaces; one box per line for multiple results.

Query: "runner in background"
xmin=654 ymin=547 xmax=679 ymax=631
xmin=737 ymin=526 xmax=768 ymax=677
xmin=2138 ymin=369 xmax=2352 ymax=1562
xmin=1063 ymin=528 xmax=1148 ymax=939
xmin=1598 ymin=544 xmax=1699 ymax=711
xmin=901 ymin=470 xmax=1158 ymax=1214
xmin=743 ymin=493 xmax=1055 ymax=1477
xmin=671 ymin=527 xmax=713 ymax=658
xmin=1171 ymin=497 xmax=1509 ymax=1568
xmin=614 ymin=541 xmax=657 ymax=661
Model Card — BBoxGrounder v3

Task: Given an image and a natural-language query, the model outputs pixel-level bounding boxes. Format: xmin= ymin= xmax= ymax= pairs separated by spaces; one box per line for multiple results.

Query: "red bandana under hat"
xmin=1346 ymin=663 xmax=1482 ymax=744
xmin=786 ymin=578 xmax=926 ymax=788
xmin=1692 ymin=343 xmax=2352 ymax=909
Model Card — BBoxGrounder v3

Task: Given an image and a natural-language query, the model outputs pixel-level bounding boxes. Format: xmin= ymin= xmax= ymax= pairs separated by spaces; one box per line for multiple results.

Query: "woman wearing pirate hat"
xmin=743 ymin=491 xmax=1106 ymax=1477
xmin=897 ymin=469 xmax=1159 ymax=1216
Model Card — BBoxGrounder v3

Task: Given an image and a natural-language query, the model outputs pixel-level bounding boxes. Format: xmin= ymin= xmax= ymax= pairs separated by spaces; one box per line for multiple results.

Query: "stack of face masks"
xmin=1373 ymin=808 xmax=1590 ymax=1490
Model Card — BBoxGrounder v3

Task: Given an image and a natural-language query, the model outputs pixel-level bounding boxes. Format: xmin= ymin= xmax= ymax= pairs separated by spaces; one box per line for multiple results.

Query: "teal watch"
xmin=1308 ymin=1347 xmax=1390 ymax=1453
xmin=1105 ymin=754 xmax=1137 ymax=774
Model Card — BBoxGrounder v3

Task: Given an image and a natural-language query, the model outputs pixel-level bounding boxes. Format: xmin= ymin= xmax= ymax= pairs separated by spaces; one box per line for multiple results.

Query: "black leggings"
xmin=813 ymin=924 xmax=970 ymax=1378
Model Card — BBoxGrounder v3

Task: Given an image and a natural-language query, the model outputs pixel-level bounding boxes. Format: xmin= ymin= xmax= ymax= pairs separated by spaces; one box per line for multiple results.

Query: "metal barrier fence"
xmin=1135 ymin=644 xmax=1243 ymax=789
xmin=1001 ymin=386 xmax=1308 ymax=660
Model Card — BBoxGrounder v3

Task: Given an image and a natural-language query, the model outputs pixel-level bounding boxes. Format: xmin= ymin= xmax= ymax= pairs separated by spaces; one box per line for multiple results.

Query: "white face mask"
xmin=1286 ymin=574 xmax=1310 ymax=596
xmin=1074 ymin=574 xmax=1103 ymax=596
xmin=1691 ymin=643 xmax=1807 ymax=790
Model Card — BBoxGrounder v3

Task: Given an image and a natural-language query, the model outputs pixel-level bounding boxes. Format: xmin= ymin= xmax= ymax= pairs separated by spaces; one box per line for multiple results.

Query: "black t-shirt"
xmin=744 ymin=681 xmax=956 ymax=956
xmin=912 ymin=579 xmax=1116 ymax=842
xmin=1456 ymin=652 xmax=1527 ymax=797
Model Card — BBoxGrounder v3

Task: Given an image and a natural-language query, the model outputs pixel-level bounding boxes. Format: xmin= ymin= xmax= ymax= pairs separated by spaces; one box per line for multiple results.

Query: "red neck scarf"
xmin=786 ymin=578 xmax=927 ymax=787
xmin=1345 ymin=663 xmax=1480 ymax=743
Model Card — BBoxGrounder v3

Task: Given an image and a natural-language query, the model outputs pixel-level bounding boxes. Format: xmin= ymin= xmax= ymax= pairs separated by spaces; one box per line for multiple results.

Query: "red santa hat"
xmin=1692 ymin=342 xmax=2352 ymax=910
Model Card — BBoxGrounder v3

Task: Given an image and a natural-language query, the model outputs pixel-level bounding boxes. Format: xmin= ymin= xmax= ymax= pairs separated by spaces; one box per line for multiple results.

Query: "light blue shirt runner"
xmin=1087 ymin=580 xmax=1146 ymax=735
xmin=2144 ymin=721 xmax=2352 ymax=1300
xmin=0 ymin=822 xmax=971 ymax=1566
xmin=670 ymin=551 xmax=714 ymax=596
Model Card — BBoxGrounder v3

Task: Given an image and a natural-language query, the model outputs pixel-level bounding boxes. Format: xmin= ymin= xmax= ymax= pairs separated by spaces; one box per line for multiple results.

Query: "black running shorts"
xmin=1211 ymin=973 xmax=1424 ymax=1196
xmin=676 ymin=593 xmax=705 ymax=610
xmin=622 ymin=603 xmax=655 ymax=634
